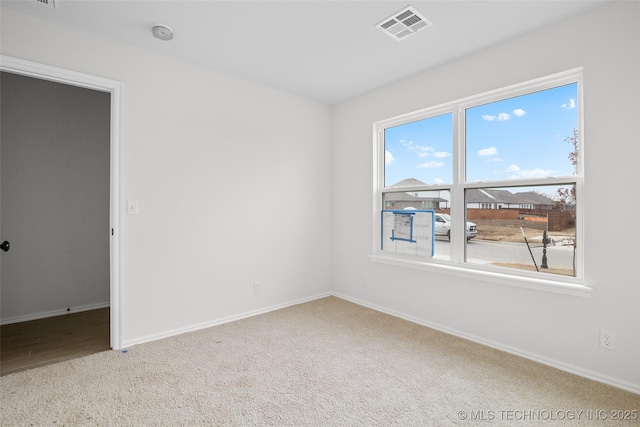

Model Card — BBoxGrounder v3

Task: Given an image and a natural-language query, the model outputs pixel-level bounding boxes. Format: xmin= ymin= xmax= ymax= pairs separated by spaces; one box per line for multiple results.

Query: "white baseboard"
xmin=121 ymin=292 xmax=333 ymax=349
xmin=332 ymin=292 xmax=640 ymax=396
xmin=109 ymin=289 xmax=640 ymax=395
xmin=0 ymin=301 xmax=110 ymax=325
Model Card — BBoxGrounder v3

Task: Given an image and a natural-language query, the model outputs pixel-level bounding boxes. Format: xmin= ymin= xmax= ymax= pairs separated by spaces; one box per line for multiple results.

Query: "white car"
xmin=434 ymin=213 xmax=477 ymax=241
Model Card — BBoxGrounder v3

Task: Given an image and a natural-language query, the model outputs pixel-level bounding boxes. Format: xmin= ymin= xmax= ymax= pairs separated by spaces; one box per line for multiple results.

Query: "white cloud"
xmin=415 ymin=146 xmax=435 ymax=158
xmin=562 ymin=98 xmax=576 ymax=110
xmin=483 ymin=113 xmax=511 ymax=121
xmin=433 ymin=151 xmax=451 ymax=158
xmin=517 ymin=168 xmax=555 ymax=178
xmin=385 ymin=150 xmax=394 ymax=165
xmin=403 ymin=144 xmax=435 ymax=158
xmin=400 ymin=141 xmax=435 ymax=157
xmin=433 ymin=178 xmax=443 ymax=184
xmin=419 ymin=161 xmax=444 ymax=168
xmin=488 ymin=157 xmax=503 ymax=163
xmin=478 ymin=147 xmax=498 ymax=156
xmin=483 ymin=110 xmax=526 ymax=121
xmin=505 ymin=164 xmax=555 ymax=179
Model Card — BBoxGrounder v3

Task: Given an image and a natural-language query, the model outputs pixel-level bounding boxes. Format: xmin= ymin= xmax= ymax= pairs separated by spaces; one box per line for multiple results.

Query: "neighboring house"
xmin=466 ymin=188 xmax=556 ymax=210
xmin=386 ymin=179 xmax=556 ymax=211
xmin=384 ymin=178 xmax=448 ymax=210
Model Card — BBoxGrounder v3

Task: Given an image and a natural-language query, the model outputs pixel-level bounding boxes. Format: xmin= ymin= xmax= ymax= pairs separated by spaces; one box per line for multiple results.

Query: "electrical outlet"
xmin=254 ymin=281 xmax=262 ymax=294
xmin=600 ymin=329 xmax=615 ymax=350
xmin=361 ymin=276 xmax=368 ymax=287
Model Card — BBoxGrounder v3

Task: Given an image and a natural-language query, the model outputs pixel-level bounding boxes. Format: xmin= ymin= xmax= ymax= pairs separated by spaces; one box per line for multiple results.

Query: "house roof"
xmin=466 ymin=188 xmax=554 ymax=205
xmin=391 ymin=178 xmax=428 ymax=187
xmin=385 ymin=192 xmax=448 ymax=203
xmin=388 ymin=182 xmax=554 ymax=206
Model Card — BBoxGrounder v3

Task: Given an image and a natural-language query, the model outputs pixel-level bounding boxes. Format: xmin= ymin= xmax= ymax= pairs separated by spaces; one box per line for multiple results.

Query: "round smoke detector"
xmin=152 ymin=25 xmax=174 ymax=41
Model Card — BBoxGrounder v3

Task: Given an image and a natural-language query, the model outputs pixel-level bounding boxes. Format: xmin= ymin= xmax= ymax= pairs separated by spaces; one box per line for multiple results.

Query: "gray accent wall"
xmin=1 ymin=71 xmax=110 ymax=321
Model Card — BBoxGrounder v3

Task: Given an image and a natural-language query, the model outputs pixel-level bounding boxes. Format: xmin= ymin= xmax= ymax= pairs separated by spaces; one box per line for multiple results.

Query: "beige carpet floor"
xmin=1 ymin=296 xmax=638 ymax=426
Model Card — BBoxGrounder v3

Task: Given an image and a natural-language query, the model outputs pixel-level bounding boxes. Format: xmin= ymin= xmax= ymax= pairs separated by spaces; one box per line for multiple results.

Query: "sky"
xmin=384 ymin=83 xmax=579 ymax=191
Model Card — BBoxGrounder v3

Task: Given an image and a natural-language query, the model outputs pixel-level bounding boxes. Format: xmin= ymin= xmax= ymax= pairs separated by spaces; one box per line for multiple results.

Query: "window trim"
xmin=372 ymin=68 xmax=588 ymax=295
xmin=367 ymin=253 xmax=592 ymax=297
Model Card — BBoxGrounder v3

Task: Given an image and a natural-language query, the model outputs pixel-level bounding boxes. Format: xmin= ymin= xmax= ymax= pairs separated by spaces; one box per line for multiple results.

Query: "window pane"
xmin=465 ymin=84 xmax=578 ymax=183
xmin=465 ymin=185 xmax=577 ymax=277
xmin=384 ymin=113 xmax=453 ymax=187
xmin=383 ymin=190 xmax=451 ymax=260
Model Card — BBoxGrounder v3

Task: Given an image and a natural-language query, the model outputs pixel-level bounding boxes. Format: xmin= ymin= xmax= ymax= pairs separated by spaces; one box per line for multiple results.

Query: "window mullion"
xmin=374 ymin=68 xmax=583 ymax=284
xmin=450 ymin=107 xmax=465 ymax=263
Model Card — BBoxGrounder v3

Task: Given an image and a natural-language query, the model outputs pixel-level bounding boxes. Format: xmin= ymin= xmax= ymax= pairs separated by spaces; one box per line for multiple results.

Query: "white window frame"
xmin=370 ymin=68 xmax=591 ymax=297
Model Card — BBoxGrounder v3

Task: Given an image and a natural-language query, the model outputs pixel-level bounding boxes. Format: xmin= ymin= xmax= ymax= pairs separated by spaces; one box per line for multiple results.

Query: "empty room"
xmin=1 ymin=1 xmax=639 ymax=425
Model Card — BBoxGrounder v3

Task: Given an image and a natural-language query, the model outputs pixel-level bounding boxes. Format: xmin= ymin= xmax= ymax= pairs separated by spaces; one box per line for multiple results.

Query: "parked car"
xmin=434 ymin=213 xmax=477 ymax=241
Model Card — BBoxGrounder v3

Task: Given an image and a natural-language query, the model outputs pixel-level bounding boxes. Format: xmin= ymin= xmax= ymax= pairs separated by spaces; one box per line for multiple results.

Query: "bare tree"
xmin=553 ymin=128 xmax=578 ymax=274
xmin=553 ymin=128 xmax=578 ymax=209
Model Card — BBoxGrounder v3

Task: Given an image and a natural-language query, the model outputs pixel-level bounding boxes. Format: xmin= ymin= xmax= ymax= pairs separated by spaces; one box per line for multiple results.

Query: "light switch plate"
xmin=126 ymin=200 xmax=139 ymax=215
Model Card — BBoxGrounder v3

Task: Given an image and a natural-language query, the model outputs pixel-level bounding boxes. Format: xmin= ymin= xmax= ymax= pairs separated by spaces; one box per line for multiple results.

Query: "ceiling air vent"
xmin=26 ymin=0 xmax=56 ymax=9
xmin=376 ymin=5 xmax=432 ymax=41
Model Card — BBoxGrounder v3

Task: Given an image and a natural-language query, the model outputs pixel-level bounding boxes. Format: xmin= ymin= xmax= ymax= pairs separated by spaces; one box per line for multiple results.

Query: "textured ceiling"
xmin=1 ymin=0 xmax=608 ymax=104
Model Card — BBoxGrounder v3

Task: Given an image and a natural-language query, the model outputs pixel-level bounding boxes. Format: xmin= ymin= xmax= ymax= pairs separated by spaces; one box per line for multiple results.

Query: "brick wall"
xmin=438 ymin=208 xmax=575 ymax=231
xmin=466 ymin=209 xmax=519 ymax=220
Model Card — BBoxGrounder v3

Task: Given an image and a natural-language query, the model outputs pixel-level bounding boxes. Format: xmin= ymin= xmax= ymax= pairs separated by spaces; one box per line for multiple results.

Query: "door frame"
xmin=1 ymin=55 xmax=122 ymax=349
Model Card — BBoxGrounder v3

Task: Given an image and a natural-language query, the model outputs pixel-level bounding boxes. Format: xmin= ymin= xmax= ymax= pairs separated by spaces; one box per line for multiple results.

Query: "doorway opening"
xmin=0 ymin=56 xmax=121 ymax=374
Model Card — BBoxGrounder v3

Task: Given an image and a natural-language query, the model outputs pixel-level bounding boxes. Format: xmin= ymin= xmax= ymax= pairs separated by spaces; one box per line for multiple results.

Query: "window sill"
xmin=368 ymin=254 xmax=593 ymax=298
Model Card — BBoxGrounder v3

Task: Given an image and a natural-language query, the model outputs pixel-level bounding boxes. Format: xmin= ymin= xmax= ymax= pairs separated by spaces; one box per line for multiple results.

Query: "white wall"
xmin=1 ymin=72 xmax=110 ymax=321
xmin=1 ymin=8 xmax=333 ymax=346
xmin=332 ymin=2 xmax=640 ymax=393
xmin=2 ymin=1 xmax=638 ymax=394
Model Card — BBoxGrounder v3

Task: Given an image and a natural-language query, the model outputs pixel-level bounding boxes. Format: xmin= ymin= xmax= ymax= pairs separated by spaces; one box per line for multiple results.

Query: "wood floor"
xmin=0 ymin=308 xmax=110 ymax=376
